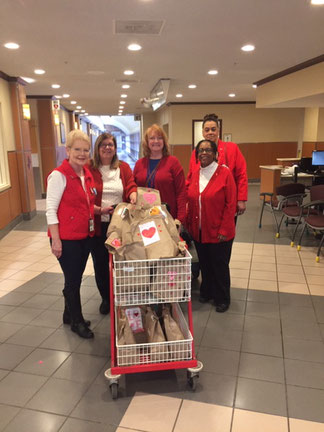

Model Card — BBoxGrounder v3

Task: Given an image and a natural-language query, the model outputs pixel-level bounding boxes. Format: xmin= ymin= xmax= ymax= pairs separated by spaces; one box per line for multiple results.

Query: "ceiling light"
xmin=81 ymin=110 xmax=86 ymax=113
xmin=76 ymin=105 xmax=82 ymax=109
xmin=229 ymin=93 xmax=236 ymax=98
xmin=208 ymin=70 xmax=218 ymax=75
xmin=118 ymin=113 xmax=122 ymax=116
xmin=75 ymin=110 xmax=80 ymax=112
xmin=188 ymin=84 xmax=197 ymax=89
xmin=119 ymin=106 xmax=124 ymax=109
xmin=120 ymin=101 xmax=126 ymax=104
xmin=62 ymin=94 xmax=70 ymax=98
xmin=241 ymin=44 xmax=255 ymax=52
xmin=176 ymin=94 xmax=183 ymax=98
xmin=34 ymin=69 xmax=45 ymax=75
xmin=121 ymin=94 xmax=128 ymax=98
xmin=84 ymin=113 xmax=88 ymax=115
xmin=54 ymin=95 xmax=62 ymax=99
xmin=128 ymin=43 xmax=142 ymax=51
xmin=21 ymin=77 xmax=35 ymax=83
xmin=4 ymin=42 xmax=19 ymax=49
xmin=252 ymin=84 xmax=257 ymax=89
xmin=311 ymin=0 xmax=324 ymax=4
xmin=71 ymin=101 xmax=77 ymax=104
xmin=124 ymin=70 xmax=134 ymax=75
xmin=122 ymin=84 xmax=130 ymax=89
xmin=51 ymin=84 xmax=60 ymax=89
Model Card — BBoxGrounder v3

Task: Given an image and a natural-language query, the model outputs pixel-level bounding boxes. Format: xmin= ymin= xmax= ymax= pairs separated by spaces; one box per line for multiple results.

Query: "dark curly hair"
xmin=195 ymin=139 xmax=218 ymax=162
xmin=202 ymin=113 xmax=219 ymax=128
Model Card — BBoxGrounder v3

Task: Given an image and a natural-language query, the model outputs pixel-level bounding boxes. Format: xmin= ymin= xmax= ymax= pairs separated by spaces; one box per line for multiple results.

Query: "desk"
xmin=277 ymin=157 xmax=301 ymax=166
xmin=259 ymin=165 xmax=313 ymax=199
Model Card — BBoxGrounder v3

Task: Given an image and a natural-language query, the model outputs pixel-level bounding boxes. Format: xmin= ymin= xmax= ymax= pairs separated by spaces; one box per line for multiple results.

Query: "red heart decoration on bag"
xmin=142 ymin=227 xmax=156 ymax=238
xmin=143 ymin=193 xmax=156 ymax=204
xmin=111 ymin=238 xmax=121 ymax=247
xmin=134 ymin=311 xmax=139 ymax=317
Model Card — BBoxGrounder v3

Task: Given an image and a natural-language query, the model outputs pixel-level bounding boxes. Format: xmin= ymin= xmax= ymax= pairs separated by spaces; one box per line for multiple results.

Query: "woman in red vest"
xmin=88 ymin=133 xmax=137 ymax=315
xmin=46 ymin=130 xmax=95 ymax=338
xmin=186 ymin=139 xmax=237 ymax=312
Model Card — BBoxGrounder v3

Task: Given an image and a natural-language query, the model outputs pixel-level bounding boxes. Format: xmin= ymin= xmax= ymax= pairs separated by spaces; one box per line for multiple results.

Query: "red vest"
xmin=54 ymin=159 xmax=95 ymax=240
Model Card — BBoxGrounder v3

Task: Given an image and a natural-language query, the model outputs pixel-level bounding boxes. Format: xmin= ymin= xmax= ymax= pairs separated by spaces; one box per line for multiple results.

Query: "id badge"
xmin=89 ymin=218 xmax=94 ymax=232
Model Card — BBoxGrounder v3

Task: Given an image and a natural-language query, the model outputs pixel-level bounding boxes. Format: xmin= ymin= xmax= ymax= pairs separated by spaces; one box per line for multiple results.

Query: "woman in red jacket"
xmin=133 ymin=124 xmax=186 ymax=224
xmin=46 ymin=130 xmax=95 ymax=338
xmin=88 ymin=133 xmax=137 ymax=315
xmin=186 ymin=139 xmax=237 ymax=312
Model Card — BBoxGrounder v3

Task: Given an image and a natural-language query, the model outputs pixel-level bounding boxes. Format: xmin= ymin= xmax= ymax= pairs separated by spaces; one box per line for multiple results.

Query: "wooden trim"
xmin=0 ymin=71 xmax=26 ymax=85
xmin=254 ymin=55 xmax=324 ymax=87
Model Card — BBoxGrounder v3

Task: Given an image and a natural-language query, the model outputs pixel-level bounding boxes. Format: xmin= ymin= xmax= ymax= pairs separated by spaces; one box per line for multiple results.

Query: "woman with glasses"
xmin=186 ymin=139 xmax=236 ymax=313
xmin=46 ymin=130 xmax=95 ymax=338
xmin=88 ymin=133 xmax=137 ymax=315
xmin=133 ymin=124 xmax=186 ymax=224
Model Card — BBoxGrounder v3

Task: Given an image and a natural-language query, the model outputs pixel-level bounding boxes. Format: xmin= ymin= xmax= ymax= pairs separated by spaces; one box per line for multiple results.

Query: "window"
xmin=0 ymin=104 xmax=10 ymax=192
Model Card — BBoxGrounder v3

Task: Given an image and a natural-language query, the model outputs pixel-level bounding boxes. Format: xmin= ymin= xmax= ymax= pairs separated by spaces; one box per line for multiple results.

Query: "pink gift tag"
xmin=125 ymin=307 xmax=144 ymax=333
xmin=143 ymin=193 xmax=157 ymax=204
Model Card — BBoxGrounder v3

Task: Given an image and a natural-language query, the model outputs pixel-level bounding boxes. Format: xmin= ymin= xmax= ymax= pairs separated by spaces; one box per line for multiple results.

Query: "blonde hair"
xmin=66 ymin=130 xmax=90 ymax=149
xmin=90 ymin=133 xmax=119 ymax=170
xmin=142 ymin=124 xmax=170 ymax=158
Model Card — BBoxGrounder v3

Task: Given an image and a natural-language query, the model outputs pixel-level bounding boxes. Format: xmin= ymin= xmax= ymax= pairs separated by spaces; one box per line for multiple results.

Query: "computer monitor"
xmin=312 ymin=150 xmax=324 ymax=169
xmin=299 ymin=157 xmax=315 ymax=173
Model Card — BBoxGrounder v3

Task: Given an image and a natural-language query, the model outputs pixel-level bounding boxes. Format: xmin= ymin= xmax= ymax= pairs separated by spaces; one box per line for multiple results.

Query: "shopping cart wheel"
xmin=110 ymin=382 xmax=118 ymax=399
xmin=187 ymin=375 xmax=198 ymax=391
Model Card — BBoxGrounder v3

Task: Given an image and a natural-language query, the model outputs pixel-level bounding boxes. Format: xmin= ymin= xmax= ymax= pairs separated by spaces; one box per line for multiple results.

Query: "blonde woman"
xmin=133 ymin=124 xmax=186 ymax=223
xmin=46 ymin=130 xmax=95 ymax=339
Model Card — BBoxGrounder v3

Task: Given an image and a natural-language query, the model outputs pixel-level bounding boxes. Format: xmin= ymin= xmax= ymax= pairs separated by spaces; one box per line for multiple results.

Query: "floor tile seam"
xmin=171 ymin=398 xmax=184 ymax=432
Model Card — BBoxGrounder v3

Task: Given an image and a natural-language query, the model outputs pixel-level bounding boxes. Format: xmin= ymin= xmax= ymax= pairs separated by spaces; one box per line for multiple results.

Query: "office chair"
xmin=296 ymin=185 xmax=324 ymax=262
xmin=259 ymin=183 xmax=306 ymax=237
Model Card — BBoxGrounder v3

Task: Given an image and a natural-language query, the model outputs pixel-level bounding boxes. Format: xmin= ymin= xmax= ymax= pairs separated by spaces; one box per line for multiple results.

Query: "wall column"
xmin=9 ymin=79 xmax=36 ymax=219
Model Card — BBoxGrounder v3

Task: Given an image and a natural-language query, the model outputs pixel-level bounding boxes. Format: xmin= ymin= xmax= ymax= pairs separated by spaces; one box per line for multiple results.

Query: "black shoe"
xmin=99 ymin=299 xmax=110 ymax=315
xmin=63 ymin=310 xmax=91 ymax=327
xmin=199 ymin=296 xmax=212 ymax=304
xmin=215 ymin=303 xmax=229 ymax=313
xmin=71 ymin=322 xmax=94 ymax=339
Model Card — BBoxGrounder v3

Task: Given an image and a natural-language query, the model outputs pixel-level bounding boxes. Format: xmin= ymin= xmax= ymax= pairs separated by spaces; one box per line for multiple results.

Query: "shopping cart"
xmin=104 ymin=250 xmax=203 ymax=399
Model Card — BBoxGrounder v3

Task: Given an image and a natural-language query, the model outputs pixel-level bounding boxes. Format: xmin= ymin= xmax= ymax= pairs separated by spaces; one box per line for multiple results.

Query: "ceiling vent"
xmin=114 ymin=79 xmax=140 ymax=84
xmin=114 ymin=20 xmax=164 ymax=35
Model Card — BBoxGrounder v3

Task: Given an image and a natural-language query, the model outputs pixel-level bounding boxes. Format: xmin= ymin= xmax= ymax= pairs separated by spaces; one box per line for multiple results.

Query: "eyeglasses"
xmin=99 ymin=143 xmax=115 ymax=148
xmin=198 ymin=148 xmax=214 ymax=154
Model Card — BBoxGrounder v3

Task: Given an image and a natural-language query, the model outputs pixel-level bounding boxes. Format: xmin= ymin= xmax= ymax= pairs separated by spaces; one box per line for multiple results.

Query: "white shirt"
xmin=199 ymin=161 xmax=218 ymax=228
xmin=100 ymin=165 xmax=123 ymax=222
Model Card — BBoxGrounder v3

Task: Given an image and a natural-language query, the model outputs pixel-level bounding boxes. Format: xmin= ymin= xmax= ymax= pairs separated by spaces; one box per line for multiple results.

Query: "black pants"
xmin=90 ymin=222 xmax=110 ymax=303
xmin=194 ymin=239 xmax=233 ymax=305
xmin=57 ymin=237 xmax=91 ymax=323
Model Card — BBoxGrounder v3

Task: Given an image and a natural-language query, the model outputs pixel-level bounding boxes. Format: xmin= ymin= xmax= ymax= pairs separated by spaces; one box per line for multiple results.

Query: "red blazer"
xmin=133 ymin=155 xmax=187 ymax=224
xmin=186 ymin=164 xmax=237 ymax=243
xmin=187 ymin=139 xmax=248 ymax=202
xmin=88 ymin=161 xmax=137 ymax=236
xmin=53 ymin=159 xmax=95 ymax=240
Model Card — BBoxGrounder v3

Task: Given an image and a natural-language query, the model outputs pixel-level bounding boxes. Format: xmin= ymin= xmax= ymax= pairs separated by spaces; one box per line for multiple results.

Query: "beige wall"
xmin=0 ymin=77 xmax=16 ymax=151
xmin=168 ymin=104 xmax=304 ymax=145
xmin=303 ymin=107 xmax=319 ymax=141
xmin=317 ymin=108 xmax=324 ymax=141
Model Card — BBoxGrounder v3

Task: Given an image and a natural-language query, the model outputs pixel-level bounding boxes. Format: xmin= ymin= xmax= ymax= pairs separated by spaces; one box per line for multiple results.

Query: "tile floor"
xmin=0 ymin=184 xmax=324 ymax=431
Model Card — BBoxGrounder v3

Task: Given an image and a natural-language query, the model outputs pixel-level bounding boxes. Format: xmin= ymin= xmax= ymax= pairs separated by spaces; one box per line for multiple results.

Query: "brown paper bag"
xmin=145 ymin=306 xmax=168 ymax=362
xmin=136 ymin=187 xmax=161 ymax=209
xmin=162 ymin=304 xmax=185 ymax=360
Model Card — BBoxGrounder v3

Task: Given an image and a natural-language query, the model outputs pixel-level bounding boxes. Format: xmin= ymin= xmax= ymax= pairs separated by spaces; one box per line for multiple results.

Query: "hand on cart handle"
xmin=129 ymin=191 xmax=137 ymax=204
xmin=101 ymin=206 xmax=115 ymax=215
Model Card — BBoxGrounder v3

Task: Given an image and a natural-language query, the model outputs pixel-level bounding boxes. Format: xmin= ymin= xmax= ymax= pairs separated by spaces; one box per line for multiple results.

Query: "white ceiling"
xmin=1 ymin=0 xmax=324 ymax=115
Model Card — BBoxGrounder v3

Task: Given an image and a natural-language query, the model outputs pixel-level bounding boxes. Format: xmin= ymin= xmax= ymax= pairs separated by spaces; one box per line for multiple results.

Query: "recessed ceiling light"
xmin=81 ymin=110 xmax=86 ymax=113
xmin=34 ymin=69 xmax=45 ymax=75
xmin=54 ymin=95 xmax=62 ymax=99
xmin=51 ymin=84 xmax=60 ymax=89
xmin=128 ymin=43 xmax=142 ymax=51
xmin=71 ymin=101 xmax=77 ymax=104
xmin=76 ymin=105 xmax=82 ymax=109
xmin=229 ymin=93 xmax=236 ymax=98
xmin=75 ymin=110 xmax=80 ymax=112
xmin=311 ymin=0 xmax=324 ymax=4
xmin=21 ymin=77 xmax=35 ymax=83
xmin=62 ymin=94 xmax=70 ymax=98
xmin=121 ymin=94 xmax=128 ymax=98
xmin=119 ymin=106 xmax=124 ymax=109
xmin=4 ymin=42 xmax=19 ymax=49
xmin=241 ymin=44 xmax=255 ymax=52
xmin=118 ymin=113 xmax=122 ymax=115
xmin=124 ymin=70 xmax=134 ymax=75
xmin=120 ymin=101 xmax=126 ymax=104
xmin=252 ymin=84 xmax=257 ymax=89
xmin=208 ymin=70 xmax=218 ymax=75
xmin=188 ymin=84 xmax=197 ymax=89
xmin=122 ymin=84 xmax=130 ymax=89
xmin=176 ymin=94 xmax=183 ymax=98
xmin=84 ymin=113 xmax=88 ymax=115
